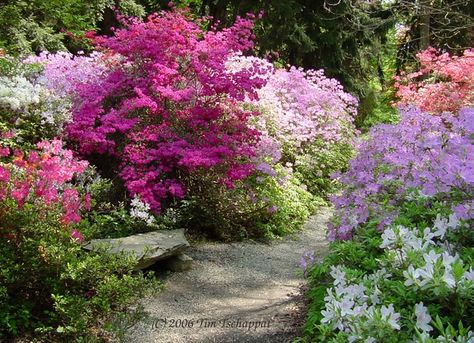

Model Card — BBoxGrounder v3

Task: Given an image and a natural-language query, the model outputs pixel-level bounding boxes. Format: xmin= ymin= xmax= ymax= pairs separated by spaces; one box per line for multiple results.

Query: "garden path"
xmin=126 ymin=207 xmax=331 ymax=343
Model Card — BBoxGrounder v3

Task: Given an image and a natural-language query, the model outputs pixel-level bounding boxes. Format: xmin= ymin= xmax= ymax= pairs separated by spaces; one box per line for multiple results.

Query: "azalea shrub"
xmin=0 ymin=136 xmax=158 ymax=340
xmin=300 ymin=105 xmax=474 ymax=342
xmin=302 ymin=210 xmax=474 ymax=342
xmin=227 ymin=54 xmax=358 ymax=198
xmin=63 ymin=10 xmax=267 ymax=217
xmin=329 ymin=107 xmax=474 ymax=240
xmin=24 ymin=9 xmax=361 ymax=239
xmin=394 ymin=48 xmax=474 ymax=113
xmin=0 ymin=55 xmax=72 ymax=147
xmin=257 ymin=66 xmax=358 ymax=198
xmin=30 ymin=10 xmax=322 ymax=239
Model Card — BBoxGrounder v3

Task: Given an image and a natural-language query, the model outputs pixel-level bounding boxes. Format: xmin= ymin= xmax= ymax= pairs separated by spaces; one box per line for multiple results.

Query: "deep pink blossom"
xmin=66 ymin=10 xmax=267 ymax=213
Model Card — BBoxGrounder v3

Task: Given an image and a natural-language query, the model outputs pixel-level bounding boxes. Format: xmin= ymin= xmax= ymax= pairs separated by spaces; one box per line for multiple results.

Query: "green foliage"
xmin=0 ymin=0 xmax=145 ymax=54
xmin=0 ymin=198 xmax=159 ymax=341
xmin=177 ymin=166 xmax=317 ymax=241
xmin=78 ymin=203 xmax=179 ymax=240
xmin=293 ymin=140 xmax=355 ymax=198
xmin=394 ymin=0 xmax=474 ymax=69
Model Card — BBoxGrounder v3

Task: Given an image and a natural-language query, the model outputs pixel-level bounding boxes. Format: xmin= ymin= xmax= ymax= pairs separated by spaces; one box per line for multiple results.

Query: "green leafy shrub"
xmin=0 ymin=138 xmax=159 ymax=341
xmin=0 ymin=212 xmax=158 ymax=340
xmin=177 ymin=166 xmax=317 ymax=240
xmin=293 ymin=140 xmax=355 ymax=198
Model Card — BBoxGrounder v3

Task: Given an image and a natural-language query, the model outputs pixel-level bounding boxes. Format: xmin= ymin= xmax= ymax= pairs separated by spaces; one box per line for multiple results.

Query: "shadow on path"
xmin=126 ymin=208 xmax=332 ymax=343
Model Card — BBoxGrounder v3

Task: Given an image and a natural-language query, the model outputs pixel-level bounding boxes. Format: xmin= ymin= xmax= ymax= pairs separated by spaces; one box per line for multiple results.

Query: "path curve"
xmin=126 ymin=208 xmax=331 ymax=343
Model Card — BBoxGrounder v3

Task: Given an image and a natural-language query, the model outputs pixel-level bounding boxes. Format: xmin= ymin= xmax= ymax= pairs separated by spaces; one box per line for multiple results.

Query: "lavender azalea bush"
xmin=301 ymin=106 xmax=474 ymax=342
xmin=329 ymin=107 xmax=474 ymax=240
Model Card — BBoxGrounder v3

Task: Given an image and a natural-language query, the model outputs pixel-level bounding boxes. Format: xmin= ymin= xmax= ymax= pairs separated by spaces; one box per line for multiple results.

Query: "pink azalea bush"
xmin=0 ymin=132 xmax=158 ymax=339
xmin=394 ymin=48 xmax=474 ymax=113
xmin=256 ymin=66 xmax=358 ymax=151
xmin=0 ymin=134 xmax=90 ymax=233
xmin=65 ymin=10 xmax=269 ymax=214
xmin=225 ymin=54 xmax=358 ymax=197
xmin=227 ymin=54 xmax=358 ymax=157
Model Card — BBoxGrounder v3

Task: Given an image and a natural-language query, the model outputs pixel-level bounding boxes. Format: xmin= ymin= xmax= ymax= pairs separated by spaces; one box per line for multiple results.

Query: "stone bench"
xmin=83 ymin=229 xmax=192 ymax=271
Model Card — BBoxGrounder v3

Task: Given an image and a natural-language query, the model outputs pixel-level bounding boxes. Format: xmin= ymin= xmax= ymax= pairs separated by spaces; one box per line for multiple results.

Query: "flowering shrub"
xmin=329 ymin=107 xmax=474 ymax=240
xmin=395 ymin=48 xmax=474 ymax=113
xmin=301 ymin=99 xmax=474 ymax=341
xmin=227 ymin=54 xmax=358 ymax=197
xmin=0 ymin=56 xmax=72 ymax=144
xmin=0 ymin=136 xmax=89 ymax=227
xmin=66 ymin=10 xmax=268 ymax=214
xmin=0 ymin=134 xmax=158 ymax=340
xmin=302 ymin=210 xmax=474 ymax=342
xmin=256 ymin=66 xmax=358 ymax=151
xmin=24 ymin=50 xmax=107 ymax=99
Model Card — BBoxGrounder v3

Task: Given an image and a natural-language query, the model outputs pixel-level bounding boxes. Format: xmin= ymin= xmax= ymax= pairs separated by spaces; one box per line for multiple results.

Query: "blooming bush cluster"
xmin=227 ymin=54 xmax=358 ymax=197
xmin=25 ymin=50 xmax=107 ymax=99
xmin=303 ymin=210 xmax=474 ymax=342
xmin=395 ymin=48 xmax=474 ymax=113
xmin=0 ymin=134 xmax=89 ymax=227
xmin=301 ymin=84 xmax=474 ymax=341
xmin=329 ymin=106 xmax=474 ymax=240
xmin=0 ymin=56 xmax=71 ymax=141
xmin=63 ymin=10 xmax=268 ymax=215
xmin=0 ymin=7 xmax=364 ymax=341
xmin=20 ymin=10 xmax=359 ymax=239
xmin=256 ymin=66 xmax=358 ymax=151
xmin=0 ymin=132 xmax=160 ymax=341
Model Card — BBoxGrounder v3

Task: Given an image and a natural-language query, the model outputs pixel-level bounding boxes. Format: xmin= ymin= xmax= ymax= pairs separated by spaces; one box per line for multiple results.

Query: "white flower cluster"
xmin=0 ymin=74 xmax=72 ymax=131
xmin=0 ymin=75 xmax=42 ymax=111
xmin=320 ymin=213 xmax=474 ymax=342
xmin=129 ymin=196 xmax=155 ymax=225
xmin=321 ymin=265 xmax=400 ymax=342
xmin=225 ymin=52 xmax=275 ymax=81
xmin=381 ymin=214 xmax=473 ymax=290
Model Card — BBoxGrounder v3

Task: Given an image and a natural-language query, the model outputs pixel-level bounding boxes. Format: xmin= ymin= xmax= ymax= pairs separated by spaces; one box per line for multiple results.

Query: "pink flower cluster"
xmin=225 ymin=55 xmax=358 ymax=177
xmin=0 ymin=135 xmax=89 ymax=227
xmin=256 ymin=67 xmax=358 ymax=151
xmin=66 ymin=10 xmax=268 ymax=213
xmin=394 ymin=48 xmax=474 ymax=113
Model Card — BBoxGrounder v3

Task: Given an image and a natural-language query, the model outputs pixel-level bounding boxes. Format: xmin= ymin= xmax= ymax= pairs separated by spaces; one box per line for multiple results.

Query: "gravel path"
xmin=125 ymin=207 xmax=332 ymax=343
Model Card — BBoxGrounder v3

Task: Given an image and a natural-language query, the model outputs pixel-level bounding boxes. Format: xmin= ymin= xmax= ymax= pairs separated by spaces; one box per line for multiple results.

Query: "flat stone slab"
xmin=83 ymin=229 xmax=190 ymax=270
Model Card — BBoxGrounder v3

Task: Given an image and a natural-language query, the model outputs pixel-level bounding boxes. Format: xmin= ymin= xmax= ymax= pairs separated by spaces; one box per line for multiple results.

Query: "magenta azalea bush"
xmin=329 ymin=106 xmax=474 ymax=240
xmin=62 ymin=10 xmax=269 ymax=214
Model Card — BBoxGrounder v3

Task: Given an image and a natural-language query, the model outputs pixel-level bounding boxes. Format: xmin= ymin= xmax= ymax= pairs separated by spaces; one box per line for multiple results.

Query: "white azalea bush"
xmin=301 ymin=207 xmax=474 ymax=342
xmin=0 ymin=55 xmax=71 ymax=146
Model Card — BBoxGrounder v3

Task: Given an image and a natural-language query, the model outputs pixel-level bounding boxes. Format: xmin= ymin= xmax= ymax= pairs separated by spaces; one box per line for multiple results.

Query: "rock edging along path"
xmin=126 ymin=208 xmax=332 ymax=343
